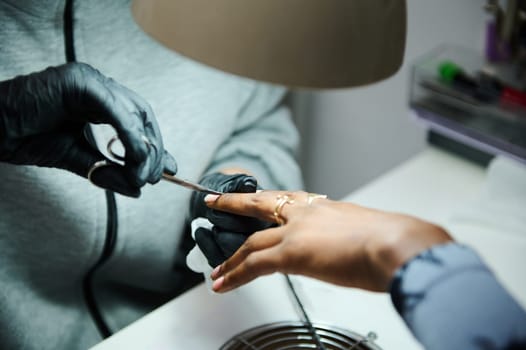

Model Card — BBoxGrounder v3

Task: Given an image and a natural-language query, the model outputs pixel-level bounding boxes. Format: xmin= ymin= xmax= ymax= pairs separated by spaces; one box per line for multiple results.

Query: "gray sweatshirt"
xmin=0 ymin=0 xmax=302 ymax=349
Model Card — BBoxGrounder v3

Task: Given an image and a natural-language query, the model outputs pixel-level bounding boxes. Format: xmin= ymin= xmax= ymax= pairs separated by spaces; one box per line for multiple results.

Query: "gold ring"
xmin=273 ymin=195 xmax=295 ymax=225
xmin=307 ymin=193 xmax=327 ymax=205
xmin=87 ymin=160 xmax=110 ymax=185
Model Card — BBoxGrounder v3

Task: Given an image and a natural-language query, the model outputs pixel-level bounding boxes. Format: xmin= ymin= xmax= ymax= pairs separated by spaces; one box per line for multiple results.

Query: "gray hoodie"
xmin=0 ymin=0 xmax=302 ymax=348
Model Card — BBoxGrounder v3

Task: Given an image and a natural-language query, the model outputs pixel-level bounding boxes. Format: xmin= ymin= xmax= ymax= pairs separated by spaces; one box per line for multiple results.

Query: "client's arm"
xmin=392 ymin=243 xmax=526 ymax=350
xmin=205 ymin=190 xmax=526 ymax=350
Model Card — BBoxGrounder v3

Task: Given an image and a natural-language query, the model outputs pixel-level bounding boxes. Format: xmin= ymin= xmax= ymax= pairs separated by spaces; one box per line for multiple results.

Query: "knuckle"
xmin=239 ymin=238 xmax=255 ymax=257
xmin=140 ymin=99 xmax=154 ymax=117
xmin=247 ymin=251 xmax=278 ymax=275
xmin=56 ymin=64 xmax=79 ymax=85
xmin=249 ymin=195 xmax=266 ymax=216
xmin=134 ymin=103 xmax=151 ymax=122
xmin=243 ymin=255 xmax=259 ymax=274
xmin=250 ymin=195 xmax=263 ymax=207
xmin=63 ymin=62 xmax=95 ymax=79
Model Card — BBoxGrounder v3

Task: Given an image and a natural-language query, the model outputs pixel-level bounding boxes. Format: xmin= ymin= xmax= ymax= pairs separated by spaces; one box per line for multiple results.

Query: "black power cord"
xmin=63 ymin=0 xmax=118 ymax=338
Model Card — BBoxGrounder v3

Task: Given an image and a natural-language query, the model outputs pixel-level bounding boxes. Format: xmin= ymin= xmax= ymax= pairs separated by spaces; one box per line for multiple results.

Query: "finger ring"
xmin=307 ymin=193 xmax=328 ymax=205
xmin=274 ymin=195 xmax=295 ymax=225
xmin=87 ymin=160 xmax=110 ymax=185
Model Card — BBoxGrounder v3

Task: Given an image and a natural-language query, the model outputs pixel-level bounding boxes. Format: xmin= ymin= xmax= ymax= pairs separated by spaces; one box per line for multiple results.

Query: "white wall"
xmin=292 ymin=0 xmax=487 ymax=199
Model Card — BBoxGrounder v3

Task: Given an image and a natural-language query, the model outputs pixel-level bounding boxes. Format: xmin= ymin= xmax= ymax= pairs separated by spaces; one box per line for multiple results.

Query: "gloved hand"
xmin=0 ymin=62 xmax=177 ymax=197
xmin=190 ymin=173 xmax=272 ymax=267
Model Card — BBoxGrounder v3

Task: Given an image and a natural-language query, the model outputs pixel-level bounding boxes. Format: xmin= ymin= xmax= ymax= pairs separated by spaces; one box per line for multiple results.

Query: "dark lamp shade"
xmin=132 ymin=0 xmax=407 ymax=88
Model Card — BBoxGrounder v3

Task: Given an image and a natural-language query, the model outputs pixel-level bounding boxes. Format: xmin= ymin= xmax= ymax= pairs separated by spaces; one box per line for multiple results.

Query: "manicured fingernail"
xmin=211 ymin=265 xmax=222 ymax=279
xmin=212 ymin=276 xmax=224 ymax=291
xmin=204 ymin=194 xmax=220 ymax=203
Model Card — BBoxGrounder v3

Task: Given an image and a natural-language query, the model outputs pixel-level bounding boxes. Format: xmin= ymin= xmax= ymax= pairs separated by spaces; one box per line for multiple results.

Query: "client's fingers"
xmin=214 ymin=226 xmax=284 ymax=275
xmin=205 ymin=190 xmax=307 ymax=224
xmin=211 ymin=226 xmax=284 ymax=284
xmin=212 ymin=247 xmax=283 ymax=293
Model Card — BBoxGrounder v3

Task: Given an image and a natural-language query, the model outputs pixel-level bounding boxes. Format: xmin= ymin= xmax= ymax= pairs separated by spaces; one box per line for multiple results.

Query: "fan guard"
xmin=220 ymin=321 xmax=380 ymax=350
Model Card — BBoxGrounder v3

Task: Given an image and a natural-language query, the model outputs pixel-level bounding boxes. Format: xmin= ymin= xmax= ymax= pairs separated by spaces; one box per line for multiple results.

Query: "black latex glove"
xmin=194 ymin=226 xmax=250 ymax=267
xmin=0 ymin=62 xmax=176 ymax=197
xmin=190 ymin=173 xmax=272 ymax=267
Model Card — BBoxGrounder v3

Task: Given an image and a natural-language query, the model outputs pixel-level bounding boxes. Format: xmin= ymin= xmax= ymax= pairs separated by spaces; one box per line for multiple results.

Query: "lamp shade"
xmin=132 ymin=0 xmax=407 ymax=88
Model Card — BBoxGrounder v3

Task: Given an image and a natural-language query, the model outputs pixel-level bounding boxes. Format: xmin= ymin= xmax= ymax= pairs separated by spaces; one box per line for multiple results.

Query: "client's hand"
xmin=205 ymin=190 xmax=452 ymax=293
xmin=189 ymin=173 xmax=272 ymax=267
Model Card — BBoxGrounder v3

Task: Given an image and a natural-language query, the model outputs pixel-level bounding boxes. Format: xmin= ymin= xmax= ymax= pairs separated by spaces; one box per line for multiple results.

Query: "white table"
xmin=91 ymin=147 xmax=526 ymax=350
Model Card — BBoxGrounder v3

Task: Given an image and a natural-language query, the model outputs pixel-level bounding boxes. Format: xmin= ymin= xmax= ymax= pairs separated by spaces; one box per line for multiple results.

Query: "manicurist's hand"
xmin=0 ymin=62 xmax=177 ymax=197
xmin=204 ymin=190 xmax=452 ymax=293
xmin=189 ymin=172 xmax=272 ymax=267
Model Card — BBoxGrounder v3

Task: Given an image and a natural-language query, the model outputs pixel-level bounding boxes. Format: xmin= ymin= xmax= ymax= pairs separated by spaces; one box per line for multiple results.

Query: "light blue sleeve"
xmin=390 ymin=243 xmax=526 ymax=350
xmin=203 ymin=83 xmax=303 ymax=191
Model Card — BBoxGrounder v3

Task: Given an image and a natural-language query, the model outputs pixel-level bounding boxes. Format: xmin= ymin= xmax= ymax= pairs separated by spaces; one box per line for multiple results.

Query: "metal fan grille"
xmin=220 ymin=322 xmax=381 ymax=350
